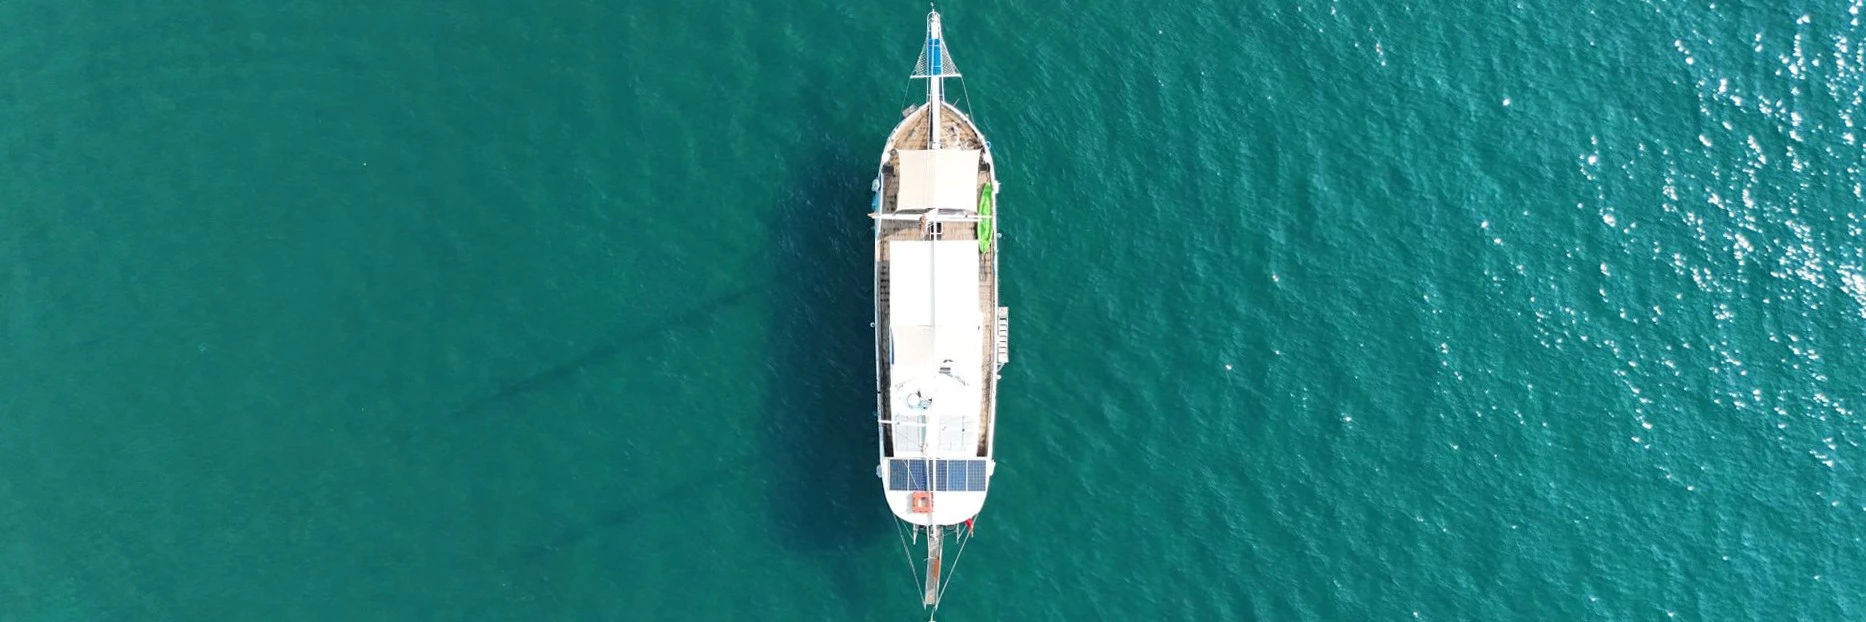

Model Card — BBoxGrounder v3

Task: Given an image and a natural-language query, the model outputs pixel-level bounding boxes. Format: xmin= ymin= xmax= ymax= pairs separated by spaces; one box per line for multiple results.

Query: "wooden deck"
xmin=875 ymin=102 xmax=1002 ymax=459
xmin=878 ymin=103 xmax=989 ymax=215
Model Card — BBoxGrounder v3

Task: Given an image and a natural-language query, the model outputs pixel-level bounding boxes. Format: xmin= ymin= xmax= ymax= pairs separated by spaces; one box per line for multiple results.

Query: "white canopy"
xmin=895 ymin=150 xmax=981 ymax=212
xmin=887 ymin=240 xmax=981 ymax=329
xmin=887 ymin=240 xmax=984 ymax=458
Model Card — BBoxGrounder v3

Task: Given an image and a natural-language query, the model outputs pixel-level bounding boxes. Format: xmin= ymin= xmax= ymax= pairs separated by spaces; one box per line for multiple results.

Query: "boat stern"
xmin=880 ymin=457 xmax=992 ymax=526
xmin=886 ymin=489 xmax=987 ymax=526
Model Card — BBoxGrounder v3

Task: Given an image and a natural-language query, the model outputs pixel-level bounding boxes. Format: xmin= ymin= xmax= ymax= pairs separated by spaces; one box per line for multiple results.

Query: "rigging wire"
xmin=891 ymin=519 xmax=925 ymax=597
xmin=935 ymin=520 xmax=975 ymax=604
xmin=957 ymin=74 xmax=991 ymax=157
xmin=899 ymin=77 xmax=916 ymax=118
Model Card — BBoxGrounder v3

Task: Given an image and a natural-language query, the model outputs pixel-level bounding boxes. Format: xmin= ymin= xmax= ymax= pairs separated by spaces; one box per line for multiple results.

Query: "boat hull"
xmin=870 ymin=100 xmax=1003 ymax=527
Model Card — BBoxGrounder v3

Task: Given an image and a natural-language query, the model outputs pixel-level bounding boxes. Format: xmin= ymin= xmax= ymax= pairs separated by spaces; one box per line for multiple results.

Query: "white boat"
xmin=870 ymin=7 xmax=1006 ymax=615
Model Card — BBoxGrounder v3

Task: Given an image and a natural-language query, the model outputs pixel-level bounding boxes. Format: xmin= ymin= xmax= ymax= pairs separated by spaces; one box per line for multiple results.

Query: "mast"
xmin=898 ymin=9 xmax=973 ymax=618
xmin=924 ymin=525 xmax=943 ymax=606
xmin=927 ymin=11 xmax=942 ymax=150
xmin=912 ymin=8 xmax=959 ymax=151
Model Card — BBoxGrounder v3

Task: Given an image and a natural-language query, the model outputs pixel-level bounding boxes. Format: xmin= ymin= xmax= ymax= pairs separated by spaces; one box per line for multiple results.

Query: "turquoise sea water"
xmin=4 ymin=0 xmax=1865 ymax=619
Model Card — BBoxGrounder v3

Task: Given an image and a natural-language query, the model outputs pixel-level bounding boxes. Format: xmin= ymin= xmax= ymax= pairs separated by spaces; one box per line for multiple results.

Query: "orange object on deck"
xmin=910 ymin=491 xmax=934 ymax=513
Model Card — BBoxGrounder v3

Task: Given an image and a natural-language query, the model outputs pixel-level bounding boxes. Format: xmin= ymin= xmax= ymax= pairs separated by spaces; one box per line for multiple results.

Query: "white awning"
xmin=895 ymin=150 xmax=981 ymax=212
xmin=887 ymin=240 xmax=981 ymax=330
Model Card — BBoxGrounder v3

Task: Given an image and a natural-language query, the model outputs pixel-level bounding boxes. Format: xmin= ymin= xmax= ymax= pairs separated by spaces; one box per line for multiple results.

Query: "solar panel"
xmin=889 ymin=460 xmax=988 ymax=491
xmin=936 ymin=461 xmax=964 ymax=491
xmin=888 ymin=460 xmax=928 ymax=491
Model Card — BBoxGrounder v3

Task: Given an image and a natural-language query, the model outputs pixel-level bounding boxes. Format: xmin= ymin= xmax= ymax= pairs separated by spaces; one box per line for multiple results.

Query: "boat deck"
xmin=876 ymin=102 xmax=1000 ymax=459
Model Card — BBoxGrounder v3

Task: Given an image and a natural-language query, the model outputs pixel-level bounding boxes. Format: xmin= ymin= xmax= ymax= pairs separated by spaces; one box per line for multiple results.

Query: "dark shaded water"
xmin=3 ymin=0 xmax=1863 ymax=619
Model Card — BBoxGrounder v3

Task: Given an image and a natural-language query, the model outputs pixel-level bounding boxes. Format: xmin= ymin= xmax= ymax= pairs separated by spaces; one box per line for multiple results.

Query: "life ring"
xmin=910 ymin=492 xmax=934 ymax=513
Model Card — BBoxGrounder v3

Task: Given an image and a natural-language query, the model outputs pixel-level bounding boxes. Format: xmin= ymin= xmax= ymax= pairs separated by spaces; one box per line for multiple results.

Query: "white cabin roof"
xmin=894 ymin=149 xmax=981 ymax=212
xmin=887 ymin=240 xmax=980 ymax=329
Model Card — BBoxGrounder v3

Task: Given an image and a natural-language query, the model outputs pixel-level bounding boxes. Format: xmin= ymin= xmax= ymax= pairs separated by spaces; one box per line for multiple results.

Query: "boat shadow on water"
xmin=481 ymin=286 xmax=771 ymax=568
xmin=762 ymin=140 xmax=893 ymax=558
xmin=484 ymin=134 xmax=892 ymax=602
xmin=445 ymin=286 xmax=768 ymax=422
